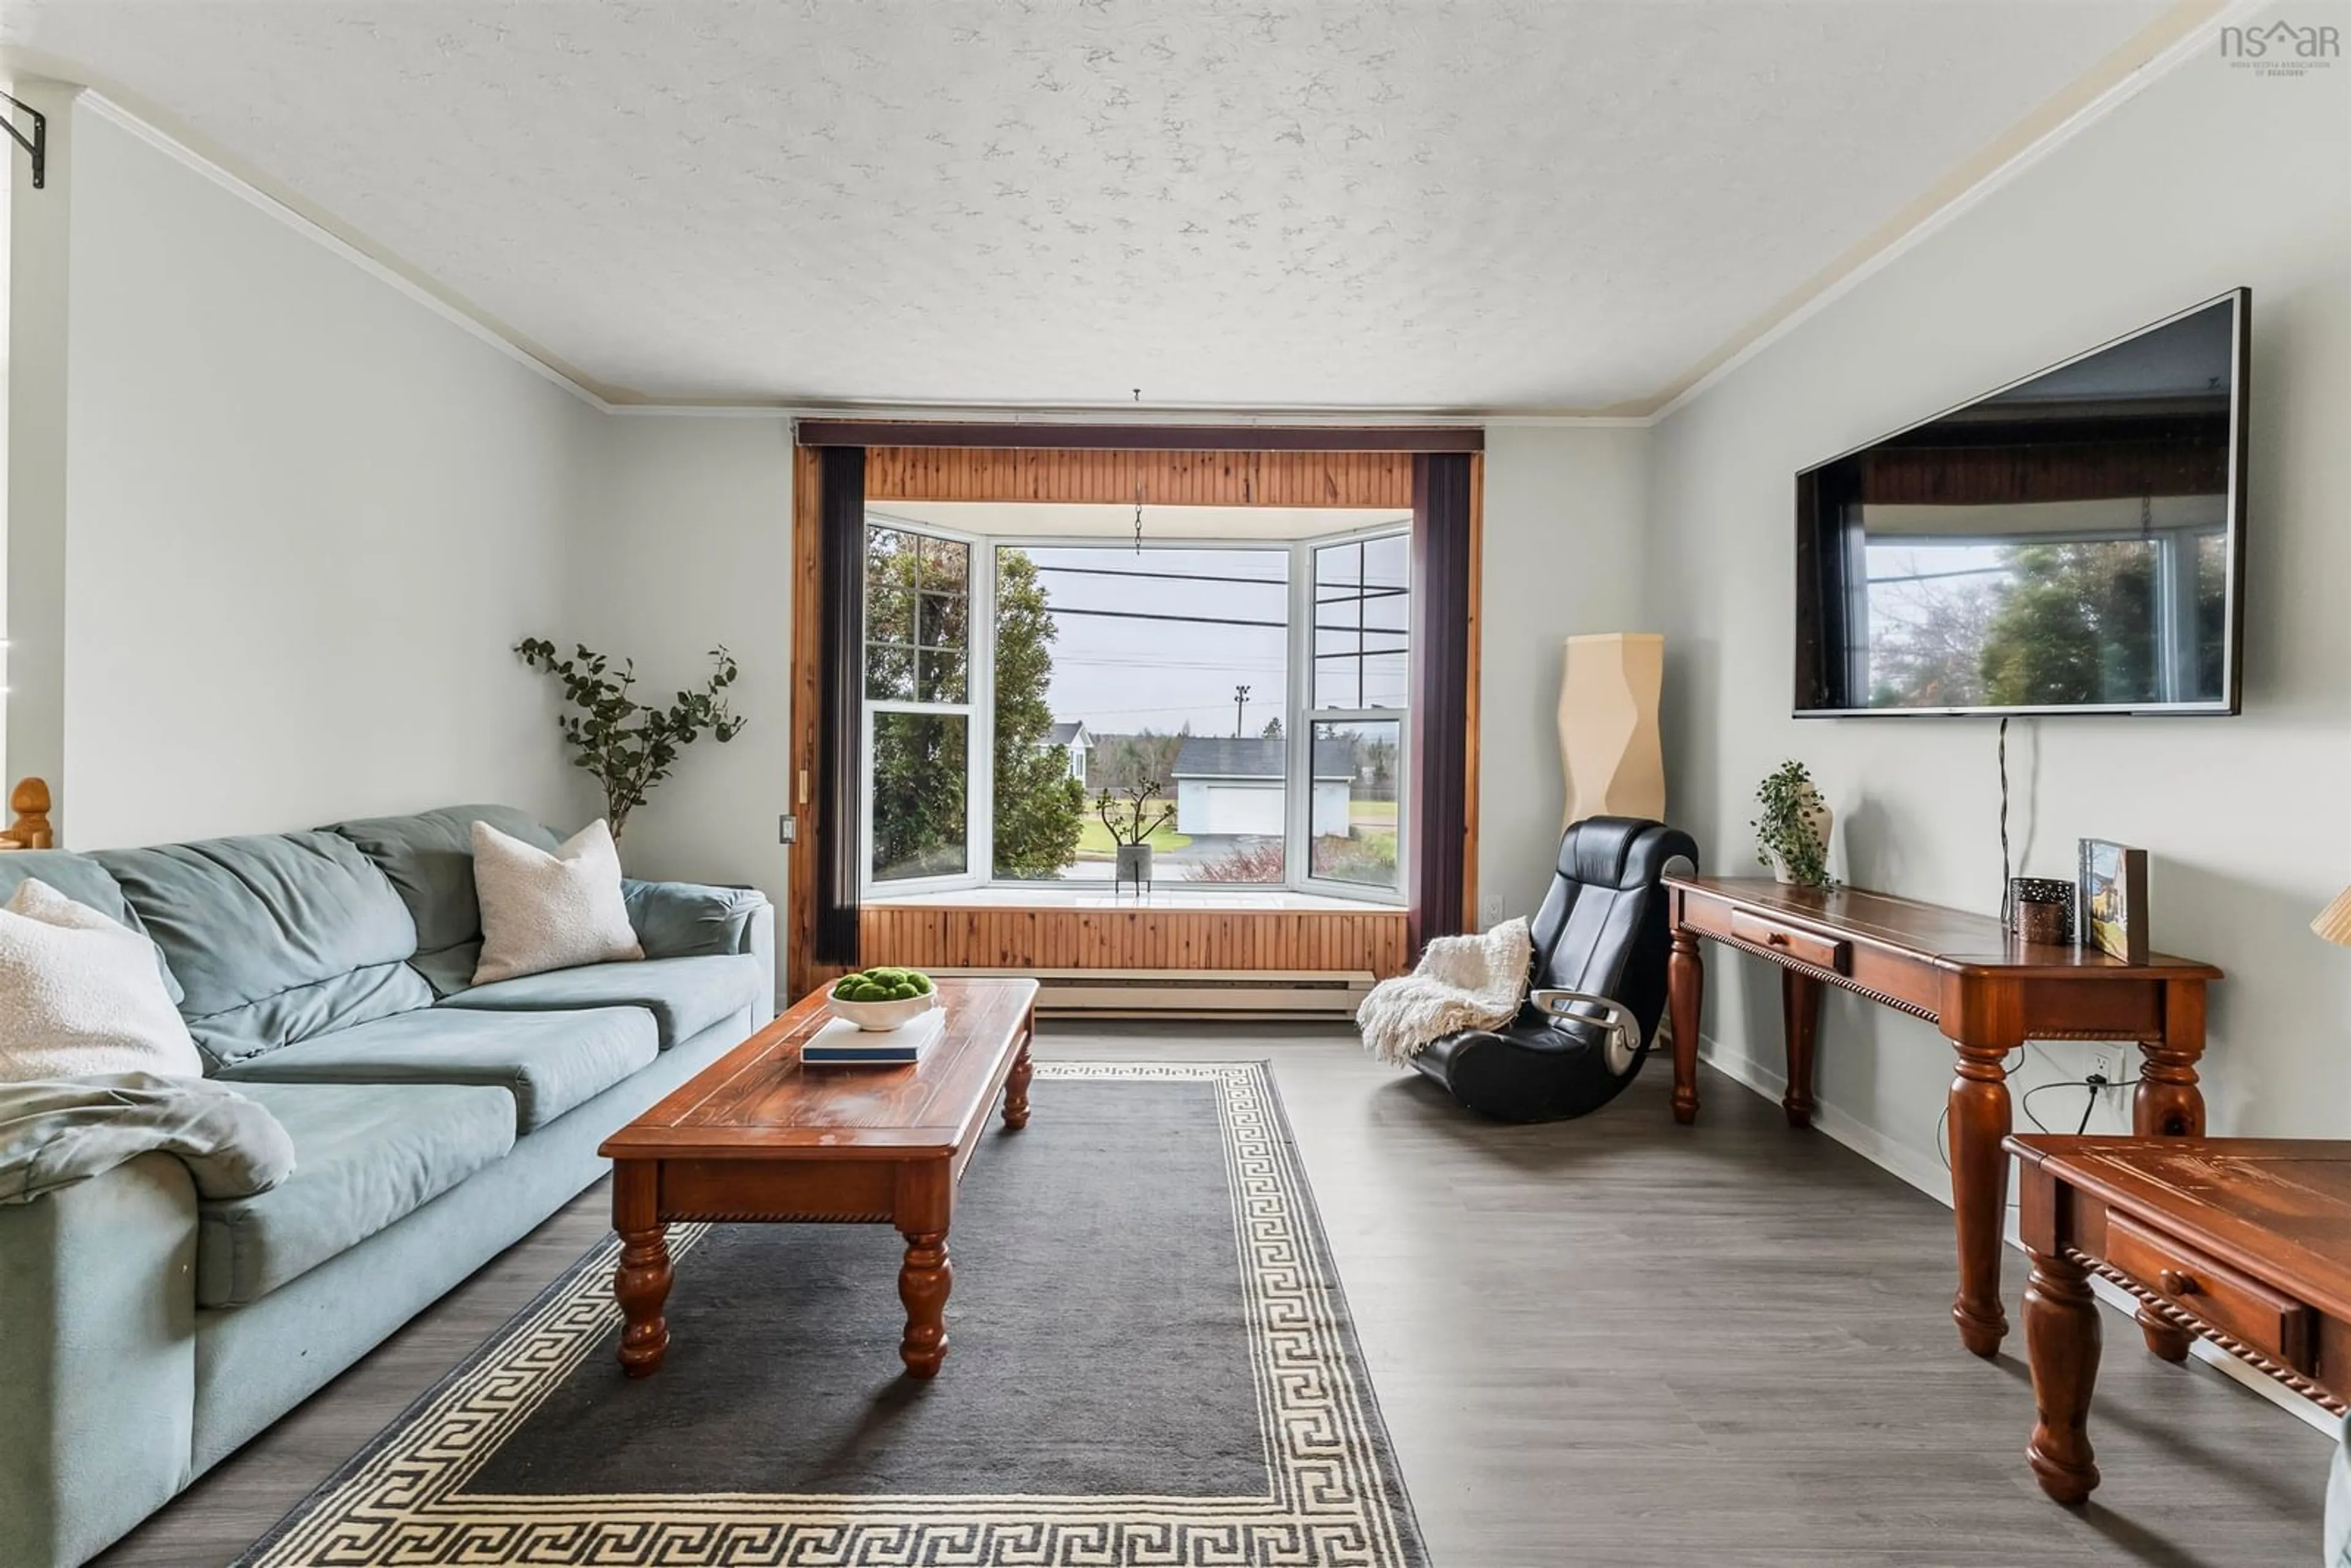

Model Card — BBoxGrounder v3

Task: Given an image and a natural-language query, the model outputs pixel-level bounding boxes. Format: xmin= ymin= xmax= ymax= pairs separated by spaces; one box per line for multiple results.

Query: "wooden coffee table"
xmin=598 ymin=977 xmax=1038 ymax=1380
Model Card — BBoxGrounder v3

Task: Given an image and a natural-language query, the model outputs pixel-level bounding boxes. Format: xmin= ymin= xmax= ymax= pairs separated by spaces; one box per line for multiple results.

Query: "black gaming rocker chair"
xmin=1412 ymin=817 xmax=1698 ymax=1122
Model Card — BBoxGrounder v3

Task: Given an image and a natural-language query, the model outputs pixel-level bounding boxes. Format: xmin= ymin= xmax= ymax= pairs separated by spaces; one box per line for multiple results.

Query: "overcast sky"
xmin=1019 ymin=541 xmax=1409 ymax=735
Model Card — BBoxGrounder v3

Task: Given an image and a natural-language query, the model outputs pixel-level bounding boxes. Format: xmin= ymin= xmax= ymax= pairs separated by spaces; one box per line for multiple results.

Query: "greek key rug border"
xmin=240 ymin=1060 xmax=1423 ymax=1567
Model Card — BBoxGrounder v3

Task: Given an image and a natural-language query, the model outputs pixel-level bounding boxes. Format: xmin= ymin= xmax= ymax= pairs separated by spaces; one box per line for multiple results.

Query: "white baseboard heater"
xmin=928 ymin=967 xmax=1374 ymax=1020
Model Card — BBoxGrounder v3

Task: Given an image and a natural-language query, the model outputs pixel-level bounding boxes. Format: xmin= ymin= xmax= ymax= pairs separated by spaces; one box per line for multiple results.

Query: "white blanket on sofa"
xmin=1356 ymin=918 xmax=1532 ymax=1066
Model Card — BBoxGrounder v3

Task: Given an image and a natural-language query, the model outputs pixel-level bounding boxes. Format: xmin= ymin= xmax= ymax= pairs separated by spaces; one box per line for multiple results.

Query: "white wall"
xmin=1 ymin=108 xmax=12 ymax=786
xmin=568 ymin=416 xmax=794 ymax=925
xmin=1647 ymin=39 xmax=2351 ymax=1182
xmin=4 ymin=80 xmax=74 ymax=805
xmin=1476 ymin=424 xmax=1653 ymax=923
xmin=48 ymin=100 xmax=602 ymax=846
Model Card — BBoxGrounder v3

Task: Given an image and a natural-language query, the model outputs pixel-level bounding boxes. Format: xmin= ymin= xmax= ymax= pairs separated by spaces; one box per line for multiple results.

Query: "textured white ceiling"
xmin=4 ymin=1 xmax=2176 ymax=410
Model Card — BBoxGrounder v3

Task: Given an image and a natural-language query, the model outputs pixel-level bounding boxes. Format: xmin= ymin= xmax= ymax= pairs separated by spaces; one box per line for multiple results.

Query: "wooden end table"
xmin=598 ymin=977 xmax=1038 ymax=1380
xmin=2008 ymin=1135 xmax=2351 ymax=1504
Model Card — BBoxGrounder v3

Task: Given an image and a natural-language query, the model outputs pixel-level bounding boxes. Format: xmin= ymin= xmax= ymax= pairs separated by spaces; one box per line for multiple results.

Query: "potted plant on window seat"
xmin=1095 ymin=779 xmax=1176 ymax=895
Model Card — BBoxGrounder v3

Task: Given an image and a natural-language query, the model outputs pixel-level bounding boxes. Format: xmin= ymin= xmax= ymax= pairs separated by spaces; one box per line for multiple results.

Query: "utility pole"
xmin=1233 ymin=683 xmax=1251 ymax=738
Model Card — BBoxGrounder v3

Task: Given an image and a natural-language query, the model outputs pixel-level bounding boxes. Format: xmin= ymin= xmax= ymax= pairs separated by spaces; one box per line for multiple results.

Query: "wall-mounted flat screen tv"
xmin=1794 ymin=289 xmax=2248 ymax=717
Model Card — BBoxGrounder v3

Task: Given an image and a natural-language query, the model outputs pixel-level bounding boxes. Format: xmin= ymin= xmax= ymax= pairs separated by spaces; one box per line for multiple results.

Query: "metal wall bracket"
xmin=2 ymin=91 xmax=46 ymax=189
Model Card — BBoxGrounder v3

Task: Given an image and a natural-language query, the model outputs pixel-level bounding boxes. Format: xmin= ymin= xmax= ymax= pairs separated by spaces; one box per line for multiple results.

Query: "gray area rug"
xmin=240 ymin=1062 xmax=1427 ymax=1567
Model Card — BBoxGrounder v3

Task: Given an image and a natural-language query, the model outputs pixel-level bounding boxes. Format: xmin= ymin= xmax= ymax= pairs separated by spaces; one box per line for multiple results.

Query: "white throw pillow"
xmin=471 ymin=819 xmax=643 ymax=986
xmin=0 ymin=879 xmax=206 ymax=1082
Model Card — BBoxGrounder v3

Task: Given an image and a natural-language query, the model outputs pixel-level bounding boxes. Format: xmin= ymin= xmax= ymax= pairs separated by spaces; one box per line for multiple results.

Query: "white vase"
xmin=1765 ymin=789 xmax=1833 ymax=885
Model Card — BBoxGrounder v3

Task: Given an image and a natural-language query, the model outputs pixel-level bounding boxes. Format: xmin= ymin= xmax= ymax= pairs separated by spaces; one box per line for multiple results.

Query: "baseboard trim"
xmin=1695 ymin=1035 xmax=1954 ymax=1203
xmin=932 ymin=966 xmax=1372 ymax=1019
xmin=1695 ymin=1033 xmax=2341 ymax=1438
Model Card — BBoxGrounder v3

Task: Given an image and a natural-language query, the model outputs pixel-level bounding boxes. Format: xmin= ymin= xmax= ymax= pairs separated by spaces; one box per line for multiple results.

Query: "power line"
xmin=1045 ymin=605 xmax=1411 ymax=640
xmin=1867 ymin=566 xmax=2011 ymax=585
xmin=1046 ymin=607 xmax=1289 ymax=629
xmin=1056 ymin=655 xmax=1286 ymax=670
xmin=1034 ymin=563 xmax=1289 ymax=588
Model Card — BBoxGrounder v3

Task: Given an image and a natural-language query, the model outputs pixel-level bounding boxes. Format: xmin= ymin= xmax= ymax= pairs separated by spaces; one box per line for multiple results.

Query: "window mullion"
xmin=1285 ymin=538 xmax=1313 ymax=891
xmin=970 ymin=548 xmax=996 ymax=887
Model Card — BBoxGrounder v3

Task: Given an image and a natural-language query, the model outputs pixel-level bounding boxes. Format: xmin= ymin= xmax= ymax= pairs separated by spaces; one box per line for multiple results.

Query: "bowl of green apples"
xmin=825 ymin=966 xmax=938 ymax=1031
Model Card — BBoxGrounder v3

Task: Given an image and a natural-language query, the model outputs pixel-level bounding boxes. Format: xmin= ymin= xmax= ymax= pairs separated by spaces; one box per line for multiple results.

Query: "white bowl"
xmin=825 ymin=990 xmax=937 ymax=1032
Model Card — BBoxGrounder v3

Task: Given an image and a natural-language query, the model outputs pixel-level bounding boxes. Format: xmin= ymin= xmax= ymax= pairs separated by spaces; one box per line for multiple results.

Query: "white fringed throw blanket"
xmin=1357 ymin=918 xmax=1532 ymax=1065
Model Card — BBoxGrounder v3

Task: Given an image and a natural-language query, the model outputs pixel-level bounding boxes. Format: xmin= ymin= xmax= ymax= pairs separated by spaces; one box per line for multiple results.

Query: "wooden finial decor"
xmin=0 ymin=778 xmax=54 ymax=850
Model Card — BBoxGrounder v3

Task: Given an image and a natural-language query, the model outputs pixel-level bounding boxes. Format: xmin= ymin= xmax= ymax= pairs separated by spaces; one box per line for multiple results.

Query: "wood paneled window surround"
xmin=787 ymin=429 xmax=1482 ymax=1000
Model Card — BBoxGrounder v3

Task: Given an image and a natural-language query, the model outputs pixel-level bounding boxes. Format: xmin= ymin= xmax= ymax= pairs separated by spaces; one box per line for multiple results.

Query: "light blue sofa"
xmin=0 ymin=805 xmax=775 ymax=1568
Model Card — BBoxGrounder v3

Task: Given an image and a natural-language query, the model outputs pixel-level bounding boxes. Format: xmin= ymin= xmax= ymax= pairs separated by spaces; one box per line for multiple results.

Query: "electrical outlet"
xmin=2088 ymin=1049 xmax=2117 ymax=1087
xmin=1480 ymin=893 xmax=1506 ymax=927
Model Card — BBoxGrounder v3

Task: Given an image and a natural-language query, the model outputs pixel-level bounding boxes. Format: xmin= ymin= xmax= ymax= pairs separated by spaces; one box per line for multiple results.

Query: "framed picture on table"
xmin=2077 ymin=839 xmax=2148 ymax=964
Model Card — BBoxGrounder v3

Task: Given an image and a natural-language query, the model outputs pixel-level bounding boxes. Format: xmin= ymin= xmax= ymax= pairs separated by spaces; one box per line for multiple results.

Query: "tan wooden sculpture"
xmin=1558 ymin=634 xmax=1664 ymax=828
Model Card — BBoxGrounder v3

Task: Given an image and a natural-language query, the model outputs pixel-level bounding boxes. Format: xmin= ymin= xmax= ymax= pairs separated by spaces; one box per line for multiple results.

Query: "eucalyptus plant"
xmin=515 ymin=638 xmax=744 ymax=841
xmin=1094 ymin=779 xmax=1177 ymax=847
xmin=1752 ymin=759 xmax=1833 ymax=888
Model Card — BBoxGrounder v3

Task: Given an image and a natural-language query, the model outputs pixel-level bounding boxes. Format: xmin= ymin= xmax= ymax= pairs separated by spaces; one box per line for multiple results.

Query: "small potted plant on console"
xmin=1753 ymin=760 xmax=1834 ymax=887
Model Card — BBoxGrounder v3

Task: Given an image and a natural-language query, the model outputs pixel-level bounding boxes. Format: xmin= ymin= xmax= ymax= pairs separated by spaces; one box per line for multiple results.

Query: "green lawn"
xmin=1349 ymin=799 xmax=1398 ymax=828
xmin=1075 ymin=818 xmax=1193 ymax=858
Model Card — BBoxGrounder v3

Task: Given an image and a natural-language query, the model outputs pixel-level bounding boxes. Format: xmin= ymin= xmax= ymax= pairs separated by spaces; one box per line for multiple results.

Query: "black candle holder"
xmin=2008 ymin=876 xmax=2075 ymax=945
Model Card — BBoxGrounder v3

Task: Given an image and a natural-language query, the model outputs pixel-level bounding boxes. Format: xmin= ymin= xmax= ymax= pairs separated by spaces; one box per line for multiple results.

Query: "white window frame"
xmin=1295 ymin=522 xmax=1412 ymax=903
xmin=862 ymin=514 xmax=988 ymax=896
xmin=859 ymin=516 xmax=1410 ymax=906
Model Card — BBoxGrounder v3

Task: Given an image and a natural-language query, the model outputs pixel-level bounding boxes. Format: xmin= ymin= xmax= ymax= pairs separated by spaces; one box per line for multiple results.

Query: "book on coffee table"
xmin=801 ymin=1008 xmax=947 ymax=1065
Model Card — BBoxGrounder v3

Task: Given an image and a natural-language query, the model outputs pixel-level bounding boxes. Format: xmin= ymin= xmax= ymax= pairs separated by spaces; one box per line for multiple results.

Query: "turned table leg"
xmin=1002 ymin=1019 xmax=1033 ymax=1130
xmin=1668 ymin=928 xmax=1703 ymax=1125
xmin=1948 ymin=1038 xmax=2016 ymax=1357
xmin=1780 ymin=969 xmax=1822 ymax=1128
xmin=898 ymin=1229 xmax=953 ymax=1378
xmin=2134 ymin=987 xmax=2207 ymax=1141
xmin=612 ymin=1160 xmax=672 ymax=1378
xmin=2132 ymin=1000 xmax=2208 ymax=1359
xmin=2025 ymin=1247 xmax=2103 ymax=1504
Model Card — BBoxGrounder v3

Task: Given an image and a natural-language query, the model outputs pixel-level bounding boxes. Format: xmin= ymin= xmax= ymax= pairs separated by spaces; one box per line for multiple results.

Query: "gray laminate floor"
xmin=93 ymin=1027 xmax=2331 ymax=1568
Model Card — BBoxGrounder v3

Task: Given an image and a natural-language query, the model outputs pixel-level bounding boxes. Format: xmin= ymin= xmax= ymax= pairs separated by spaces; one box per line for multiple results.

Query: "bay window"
xmin=863 ymin=509 xmax=1409 ymax=903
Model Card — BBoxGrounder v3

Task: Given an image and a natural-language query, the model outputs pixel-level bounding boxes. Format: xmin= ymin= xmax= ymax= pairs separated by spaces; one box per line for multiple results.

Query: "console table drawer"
xmin=1728 ymin=911 xmax=1850 ymax=974
xmin=2107 ymin=1214 xmax=2314 ymax=1370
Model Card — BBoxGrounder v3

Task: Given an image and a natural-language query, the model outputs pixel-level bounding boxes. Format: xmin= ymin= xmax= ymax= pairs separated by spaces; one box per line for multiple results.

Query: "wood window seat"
xmin=855 ymin=893 xmax=1411 ymax=1015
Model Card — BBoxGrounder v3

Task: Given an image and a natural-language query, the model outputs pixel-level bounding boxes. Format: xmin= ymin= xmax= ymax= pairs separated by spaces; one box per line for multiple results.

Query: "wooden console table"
xmin=2008 ymin=1136 xmax=2350 ymax=1504
xmin=1663 ymin=876 xmax=2221 ymax=1359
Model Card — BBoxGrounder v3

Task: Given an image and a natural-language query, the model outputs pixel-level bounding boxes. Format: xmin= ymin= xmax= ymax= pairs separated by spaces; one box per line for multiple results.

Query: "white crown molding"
xmin=1 ymin=45 xmax=626 ymax=411
xmin=77 ymin=98 xmax=611 ymax=413
xmin=604 ymin=400 xmax=1648 ymax=428
xmin=73 ymin=92 xmax=621 ymax=411
xmin=7 ymin=2 xmax=2247 ymax=428
xmin=1646 ymin=0 xmax=2249 ymax=424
